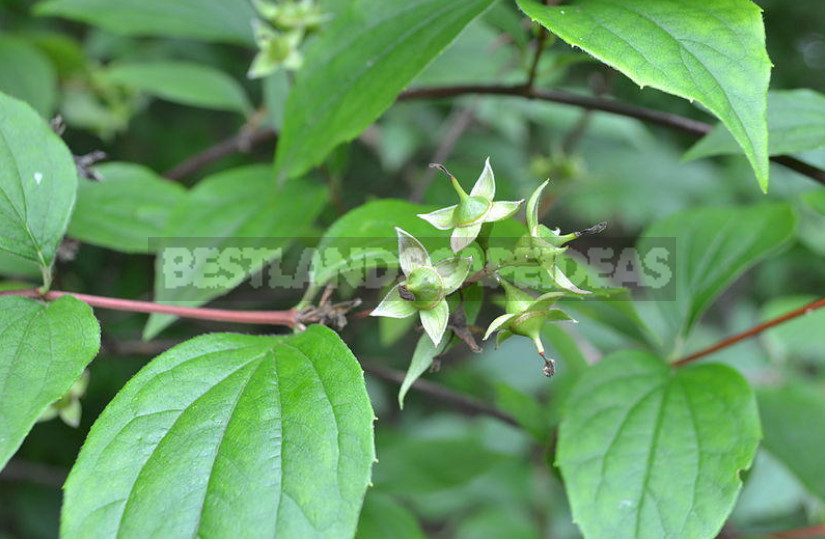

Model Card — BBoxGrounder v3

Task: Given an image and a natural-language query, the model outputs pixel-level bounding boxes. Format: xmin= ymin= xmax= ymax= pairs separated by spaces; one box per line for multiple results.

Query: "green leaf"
xmin=275 ymin=0 xmax=497 ymax=180
xmin=398 ymin=335 xmax=446 ymax=409
xmin=62 ymin=326 xmax=375 ymax=538
xmin=492 ymin=383 xmax=549 ymax=441
xmin=0 ymin=36 xmax=58 ymax=116
xmin=518 ymin=0 xmax=771 ymax=190
xmin=68 ymin=162 xmax=187 ymax=253
xmin=557 ymin=351 xmax=760 ymax=539
xmin=804 ymin=190 xmax=825 ymax=217
xmin=0 ymin=252 xmax=40 ymax=279
xmin=758 ymin=383 xmax=825 ymax=501
xmin=638 ymin=204 xmax=796 ymax=347
xmin=0 ymin=295 xmax=100 ymax=469
xmin=35 ymin=0 xmax=256 ymax=45
xmin=145 ymin=166 xmax=326 ymax=338
xmin=686 ymin=90 xmax=825 ymax=161
xmin=103 ymin=62 xmax=251 ymax=114
xmin=356 ymin=492 xmax=425 ymax=539
xmin=306 ymin=199 xmax=450 ymax=301
xmin=374 ymin=438 xmax=505 ymax=495
xmin=454 ymin=506 xmax=540 ymax=539
xmin=0 ymin=91 xmax=78 ymax=284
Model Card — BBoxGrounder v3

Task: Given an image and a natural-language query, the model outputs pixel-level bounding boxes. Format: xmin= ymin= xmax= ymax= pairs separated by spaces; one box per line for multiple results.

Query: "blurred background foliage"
xmin=1 ymin=0 xmax=824 ymax=537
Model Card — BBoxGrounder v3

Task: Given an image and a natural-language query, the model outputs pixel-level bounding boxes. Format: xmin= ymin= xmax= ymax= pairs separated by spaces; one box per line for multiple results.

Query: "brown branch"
xmin=399 ymin=84 xmax=825 ymax=186
xmin=163 ymin=127 xmax=277 ymax=181
xmin=673 ymin=296 xmax=825 ymax=367
xmin=0 ymin=288 xmax=299 ymax=328
xmin=0 ymin=460 xmax=67 ymax=488
xmin=160 ymin=84 xmax=825 ymax=187
xmin=360 ymin=361 xmax=517 ymax=426
xmin=525 ymin=1 xmax=553 ymax=90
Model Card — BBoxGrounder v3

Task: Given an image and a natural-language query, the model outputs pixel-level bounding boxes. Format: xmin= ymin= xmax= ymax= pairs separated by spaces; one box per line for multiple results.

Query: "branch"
xmin=360 ymin=361 xmax=518 ymax=426
xmin=399 ymin=84 xmax=825 ymax=187
xmin=163 ymin=127 xmax=277 ymax=181
xmin=673 ymin=296 xmax=825 ymax=367
xmin=0 ymin=460 xmax=67 ymax=488
xmin=159 ymin=84 xmax=825 ymax=187
xmin=526 ymin=9 xmax=551 ymax=90
xmin=0 ymin=288 xmax=299 ymax=328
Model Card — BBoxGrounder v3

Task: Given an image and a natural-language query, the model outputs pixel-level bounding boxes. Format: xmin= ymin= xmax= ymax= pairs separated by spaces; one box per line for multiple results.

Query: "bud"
xmin=253 ymin=0 xmax=329 ymax=31
xmin=247 ymin=22 xmax=304 ymax=79
xmin=511 ymin=179 xmax=607 ymax=294
xmin=418 ymin=158 xmax=524 ymax=253
xmin=371 ymin=228 xmax=472 ymax=345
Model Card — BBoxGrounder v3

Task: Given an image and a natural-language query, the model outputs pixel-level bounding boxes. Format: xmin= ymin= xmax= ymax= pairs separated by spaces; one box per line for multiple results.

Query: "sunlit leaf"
xmin=62 ymin=326 xmax=374 ymax=538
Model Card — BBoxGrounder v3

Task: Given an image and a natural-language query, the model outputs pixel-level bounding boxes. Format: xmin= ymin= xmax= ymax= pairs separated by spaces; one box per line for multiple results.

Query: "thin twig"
xmin=526 ymin=6 xmax=551 ymax=90
xmin=0 ymin=288 xmax=298 ymax=328
xmin=673 ymin=296 xmax=825 ymax=367
xmin=398 ymin=84 xmax=825 ymax=186
xmin=361 ymin=361 xmax=518 ymax=426
xmin=0 ymin=460 xmax=67 ymax=488
xmin=160 ymin=84 xmax=825 ymax=187
xmin=163 ymin=127 xmax=277 ymax=181
xmin=769 ymin=524 xmax=825 ymax=539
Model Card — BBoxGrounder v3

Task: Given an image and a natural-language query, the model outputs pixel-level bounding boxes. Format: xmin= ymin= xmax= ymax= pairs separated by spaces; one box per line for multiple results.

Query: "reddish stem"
xmin=673 ymin=297 xmax=825 ymax=367
xmin=769 ymin=524 xmax=825 ymax=538
xmin=0 ymin=288 xmax=298 ymax=328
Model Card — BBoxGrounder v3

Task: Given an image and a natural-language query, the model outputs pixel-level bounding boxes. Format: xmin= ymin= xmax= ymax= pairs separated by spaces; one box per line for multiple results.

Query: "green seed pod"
xmin=484 ymin=278 xmax=572 ymax=377
xmin=418 ymin=158 xmax=524 ymax=253
xmin=454 ymin=196 xmax=492 ymax=226
xmin=404 ymin=266 xmax=444 ymax=310
xmin=371 ymin=228 xmax=472 ymax=345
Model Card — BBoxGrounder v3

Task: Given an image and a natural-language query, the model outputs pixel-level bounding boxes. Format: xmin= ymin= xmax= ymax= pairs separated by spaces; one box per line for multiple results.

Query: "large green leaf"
xmin=62 ymin=326 xmax=375 ymax=538
xmin=758 ymin=383 xmax=825 ymax=501
xmin=68 ymin=162 xmax=187 ymax=253
xmin=35 ymin=0 xmax=256 ymax=45
xmin=275 ymin=0 xmax=497 ymax=180
xmin=104 ymin=62 xmax=251 ymax=114
xmin=557 ymin=351 xmax=760 ymax=539
xmin=517 ymin=0 xmax=771 ymax=190
xmin=145 ymin=165 xmax=326 ymax=338
xmin=0 ymin=36 xmax=58 ymax=116
xmin=0 ymin=92 xmax=78 ymax=284
xmin=638 ymin=204 xmax=796 ymax=349
xmin=685 ymin=90 xmax=825 ymax=160
xmin=0 ymin=295 xmax=100 ymax=469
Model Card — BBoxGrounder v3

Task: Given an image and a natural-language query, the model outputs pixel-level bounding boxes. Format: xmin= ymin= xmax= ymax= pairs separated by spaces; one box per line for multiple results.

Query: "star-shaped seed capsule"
xmin=370 ymin=228 xmax=472 ymax=345
xmin=483 ymin=278 xmax=575 ymax=376
xmin=513 ymin=180 xmax=606 ymax=294
xmin=418 ymin=158 xmax=524 ymax=253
